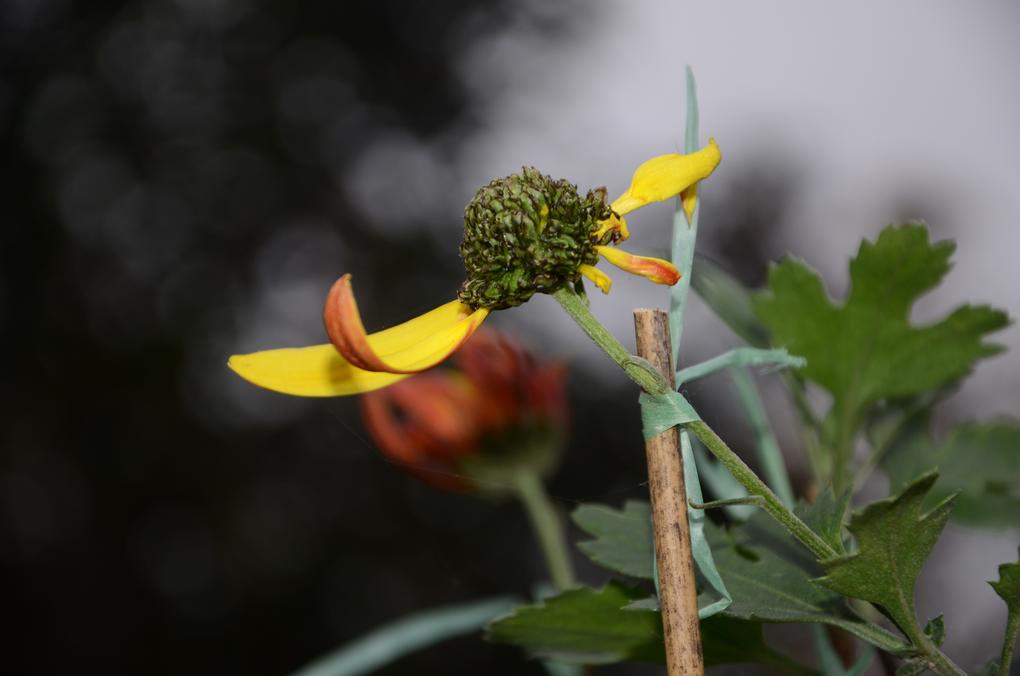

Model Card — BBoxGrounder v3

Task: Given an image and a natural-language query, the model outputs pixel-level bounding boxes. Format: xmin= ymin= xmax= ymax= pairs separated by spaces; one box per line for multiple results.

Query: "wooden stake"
xmin=633 ymin=309 xmax=704 ymax=676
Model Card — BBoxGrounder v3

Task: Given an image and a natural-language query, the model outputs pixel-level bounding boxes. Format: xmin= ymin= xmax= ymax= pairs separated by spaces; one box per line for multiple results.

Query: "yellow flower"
xmin=228 ymin=139 xmax=720 ymax=396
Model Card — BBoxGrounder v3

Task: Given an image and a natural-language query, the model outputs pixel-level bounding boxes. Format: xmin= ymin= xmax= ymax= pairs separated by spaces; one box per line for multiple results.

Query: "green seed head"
xmin=458 ymin=167 xmax=614 ymax=310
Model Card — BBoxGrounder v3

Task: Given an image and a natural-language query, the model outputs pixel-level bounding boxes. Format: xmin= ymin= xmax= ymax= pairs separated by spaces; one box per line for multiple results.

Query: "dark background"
xmin=1 ymin=2 xmax=680 ymax=674
xmin=3 ymin=1 xmax=1014 ymax=675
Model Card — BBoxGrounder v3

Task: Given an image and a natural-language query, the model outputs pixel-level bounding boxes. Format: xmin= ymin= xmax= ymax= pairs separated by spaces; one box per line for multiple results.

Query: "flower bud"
xmin=458 ymin=168 xmax=616 ymax=310
xmin=360 ymin=328 xmax=568 ymax=492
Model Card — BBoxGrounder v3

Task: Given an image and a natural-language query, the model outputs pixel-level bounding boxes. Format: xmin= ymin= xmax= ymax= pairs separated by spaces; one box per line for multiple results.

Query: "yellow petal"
xmin=595 ymin=245 xmax=681 ymax=286
xmin=610 ymin=138 xmax=721 ymax=216
xmin=681 ymin=185 xmax=698 ymax=224
xmin=579 ymin=264 xmax=613 ymax=294
xmin=228 ymin=344 xmax=411 ymax=397
xmin=324 ymin=274 xmax=490 ymax=374
xmin=594 ymin=213 xmax=631 ymax=242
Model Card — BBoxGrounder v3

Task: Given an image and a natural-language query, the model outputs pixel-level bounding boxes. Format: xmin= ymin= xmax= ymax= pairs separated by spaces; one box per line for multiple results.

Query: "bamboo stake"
xmin=633 ymin=309 xmax=704 ymax=676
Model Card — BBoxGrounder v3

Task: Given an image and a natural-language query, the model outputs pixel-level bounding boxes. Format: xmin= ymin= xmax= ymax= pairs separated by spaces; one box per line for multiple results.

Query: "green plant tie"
xmin=639 ymin=391 xmax=700 ymax=439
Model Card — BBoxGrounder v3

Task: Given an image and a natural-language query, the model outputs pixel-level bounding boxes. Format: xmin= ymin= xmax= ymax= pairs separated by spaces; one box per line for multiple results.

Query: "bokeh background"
xmin=3 ymin=0 xmax=1018 ymax=674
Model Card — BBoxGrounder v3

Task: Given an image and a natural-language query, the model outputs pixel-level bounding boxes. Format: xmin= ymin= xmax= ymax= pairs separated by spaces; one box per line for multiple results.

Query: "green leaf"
xmin=991 ymin=549 xmax=1020 ymax=617
xmin=486 ymin=582 xmax=788 ymax=668
xmin=293 ymin=596 xmax=520 ymax=676
xmin=573 ymin=501 xmax=907 ymax=654
xmin=691 ymin=254 xmax=771 ymax=347
xmin=572 ymin=501 xmax=654 ymax=580
xmin=486 ymin=583 xmax=663 ymax=664
xmin=924 ymin=615 xmax=946 ymax=647
xmin=754 ymin=224 xmax=1009 ymax=423
xmin=796 ymin=488 xmax=850 ymax=555
xmin=816 ymin=472 xmax=954 ymax=637
xmin=884 ymin=417 xmax=1020 ymax=529
xmin=990 ymin=549 xmax=1020 ymax=676
xmin=705 ymin=513 xmax=907 ymax=654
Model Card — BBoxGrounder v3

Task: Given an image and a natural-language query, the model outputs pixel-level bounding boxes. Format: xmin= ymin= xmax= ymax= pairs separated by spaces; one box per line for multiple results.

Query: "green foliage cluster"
xmin=489 ymin=225 xmax=1019 ymax=674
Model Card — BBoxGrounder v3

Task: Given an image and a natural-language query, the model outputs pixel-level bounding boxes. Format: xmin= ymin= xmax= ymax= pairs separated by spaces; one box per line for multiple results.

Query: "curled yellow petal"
xmin=681 ymin=185 xmax=698 ymax=224
xmin=579 ymin=264 xmax=613 ymax=294
xmin=594 ymin=212 xmax=630 ymax=242
xmin=595 ymin=245 xmax=681 ymax=286
xmin=228 ymin=345 xmax=411 ymax=397
xmin=610 ymin=138 xmax=721 ymax=216
xmin=324 ymin=274 xmax=489 ymax=374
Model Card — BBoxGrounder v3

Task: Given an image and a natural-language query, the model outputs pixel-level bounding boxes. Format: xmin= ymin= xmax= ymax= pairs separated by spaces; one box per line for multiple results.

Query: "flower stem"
xmin=687 ymin=420 xmax=835 ymax=560
xmin=729 ymin=367 xmax=796 ymax=508
xmin=998 ymin=606 xmax=1019 ymax=676
xmin=552 ymin=285 xmax=835 ymax=561
xmin=900 ymin=617 xmax=968 ymax=676
xmin=551 ymin=287 xmax=669 ymax=395
xmin=512 ymin=468 xmax=575 ymax=591
xmin=550 ymin=284 xmax=973 ymax=672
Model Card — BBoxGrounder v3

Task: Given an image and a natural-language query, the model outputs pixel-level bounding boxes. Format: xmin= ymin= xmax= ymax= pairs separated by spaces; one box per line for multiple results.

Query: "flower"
xmin=228 ymin=140 xmax=721 ymax=396
xmin=359 ymin=328 xmax=568 ymax=492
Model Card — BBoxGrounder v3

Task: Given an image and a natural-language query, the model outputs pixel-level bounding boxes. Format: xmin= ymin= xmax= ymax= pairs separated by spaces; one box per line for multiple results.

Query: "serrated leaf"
xmin=796 ymin=488 xmax=849 ymax=555
xmin=924 ymin=615 xmax=945 ymax=647
xmin=990 ymin=549 xmax=1020 ymax=613
xmin=572 ymin=501 xmax=654 ymax=580
xmin=989 ymin=549 xmax=1020 ymax=676
xmin=691 ymin=254 xmax=770 ymax=347
xmin=754 ymin=225 xmax=1008 ymax=423
xmin=884 ymin=417 xmax=1020 ymax=529
xmin=485 ymin=582 xmax=786 ymax=668
xmin=816 ymin=472 xmax=954 ymax=637
xmin=486 ymin=583 xmax=664 ymax=664
xmin=574 ymin=501 xmax=907 ymax=654
xmin=705 ymin=513 xmax=907 ymax=653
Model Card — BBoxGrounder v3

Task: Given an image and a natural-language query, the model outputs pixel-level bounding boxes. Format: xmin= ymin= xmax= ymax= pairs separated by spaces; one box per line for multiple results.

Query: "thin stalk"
xmin=900 ymin=618 xmax=967 ymax=676
xmin=784 ymin=374 xmax=828 ymax=487
xmin=831 ymin=402 xmax=859 ymax=495
xmin=512 ymin=469 xmax=575 ymax=591
xmin=998 ymin=607 xmax=1019 ymax=676
xmin=668 ymin=64 xmax=701 ymax=365
xmin=730 ymin=366 xmax=796 ymax=508
xmin=852 ymin=432 xmax=894 ymax=493
xmin=552 ymin=286 xmax=834 ymax=561
xmin=552 ymin=277 xmax=968 ymax=673
xmin=552 ymin=287 xmax=670 ymax=395
xmin=676 ymin=347 xmax=804 ymax=385
xmin=687 ymin=420 xmax=836 ymax=561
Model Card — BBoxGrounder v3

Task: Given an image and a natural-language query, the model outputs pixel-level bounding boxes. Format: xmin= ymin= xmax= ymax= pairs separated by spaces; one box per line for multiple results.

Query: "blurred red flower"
xmin=360 ymin=329 xmax=568 ymax=491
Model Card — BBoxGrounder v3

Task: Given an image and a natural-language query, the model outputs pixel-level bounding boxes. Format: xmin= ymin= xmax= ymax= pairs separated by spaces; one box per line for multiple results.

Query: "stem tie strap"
xmin=639 ymin=390 xmax=700 ymax=439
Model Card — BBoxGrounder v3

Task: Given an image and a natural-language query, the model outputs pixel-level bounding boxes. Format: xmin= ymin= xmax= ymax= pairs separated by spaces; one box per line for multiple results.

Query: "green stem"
xmin=552 ymin=285 xmax=834 ymax=561
xmin=689 ymin=437 xmax=757 ymax=521
xmin=292 ymin=596 xmax=519 ymax=676
xmin=687 ymin=420 xmax=836 ymax=561
xmin=676 ymin=347 xmax=804 ymax=385
xmin=512 ymin=469 xmax=575 ymax=591
xmin=900 ymin=617 xmax=967 ymax=676
xmin=551 ymin=287 xmax=670 ymax=395
xmin=831 ymin=402 xmax=858 ymax=495
xmin=785 ymin=374 xmax=829 ymax=486
xmin=550 ymin=277 xmax=954 ymax=668
xmin=730 ymin=366 xmax=796 ymax=508
xmin=998 ymin=608 xmax=1018 ymax=676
